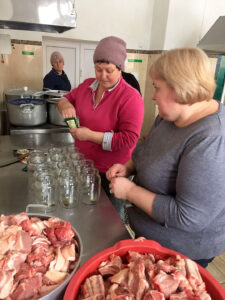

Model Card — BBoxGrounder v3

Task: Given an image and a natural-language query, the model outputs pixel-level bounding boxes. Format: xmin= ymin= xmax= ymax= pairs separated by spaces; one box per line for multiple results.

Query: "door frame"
xmin=80 ymin=41 xmax=97 ymax=83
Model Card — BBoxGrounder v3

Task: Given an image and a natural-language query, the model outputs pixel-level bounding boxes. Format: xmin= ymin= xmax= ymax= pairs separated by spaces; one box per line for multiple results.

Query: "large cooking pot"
xmin=47 ymin=98 xmax=67 ymax=126
xmin=7 ymin=98 xmax=47 ymax=126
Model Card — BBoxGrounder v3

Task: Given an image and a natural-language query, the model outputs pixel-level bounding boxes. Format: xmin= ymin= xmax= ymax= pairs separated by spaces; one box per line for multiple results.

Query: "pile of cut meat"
xmin=79 ymin=251 xmax=211 ymax=299
xmin=0 ymin=212 xmax=80 ymax=300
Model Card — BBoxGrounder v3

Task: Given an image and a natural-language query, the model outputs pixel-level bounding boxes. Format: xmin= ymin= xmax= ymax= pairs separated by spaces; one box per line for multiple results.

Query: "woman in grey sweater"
xmin=106 ymin=47 xmax=225 ymax=268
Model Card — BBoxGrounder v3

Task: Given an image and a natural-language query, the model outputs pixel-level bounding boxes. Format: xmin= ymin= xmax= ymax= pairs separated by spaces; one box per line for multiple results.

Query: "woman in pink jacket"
xmin=58 ymin=36 xmax=144 ymax=221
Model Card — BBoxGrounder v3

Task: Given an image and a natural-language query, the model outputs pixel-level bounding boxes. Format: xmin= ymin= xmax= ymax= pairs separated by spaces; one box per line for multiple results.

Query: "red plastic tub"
xmin=64 ymin=239 xmax=225 ymax=300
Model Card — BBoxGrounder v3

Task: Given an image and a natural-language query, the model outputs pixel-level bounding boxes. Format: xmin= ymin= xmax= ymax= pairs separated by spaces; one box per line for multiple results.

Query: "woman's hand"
xmin=110 ymin=176 xmax=156 ymax=218
xmin=70 ymin=127 xmax=92 ymax=141
xmin=106 ymin=164 xmax=128 ymax=181
xmin=109 ymin=177 xmax=136 ymax=200
xmin=57 ymin=99 xmax=76 ymax=119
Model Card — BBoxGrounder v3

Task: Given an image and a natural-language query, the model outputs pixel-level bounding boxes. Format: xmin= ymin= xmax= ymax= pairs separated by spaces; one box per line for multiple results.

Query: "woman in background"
xmin=58 ymin=36 xmax=144 ymax=221
xmin=122 ymin=71 xmax=141 ymax=94
xmin=107 ymin=47 xmax=225 ymax=267
xmin=43 ymin=51 xmax=71 ymax=91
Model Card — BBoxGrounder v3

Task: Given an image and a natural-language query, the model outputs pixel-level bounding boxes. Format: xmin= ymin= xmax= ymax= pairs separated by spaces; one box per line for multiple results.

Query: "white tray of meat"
xmin=64 ymin=238 xmax=225 ymax=300
xmin=0 ymin=212 xmax=82 ymax=300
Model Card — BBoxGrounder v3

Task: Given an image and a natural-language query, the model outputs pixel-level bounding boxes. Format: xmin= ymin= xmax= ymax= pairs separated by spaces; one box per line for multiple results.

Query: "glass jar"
xmin=27 ymin=154 xmax=46 ymax=173
xmin=58 ymin=171 xmax=79 ymax=209
xmin=26 ymin=174 xmax=56 ymax=213
xmin=81 ymin=168 xmax=101 ymax=205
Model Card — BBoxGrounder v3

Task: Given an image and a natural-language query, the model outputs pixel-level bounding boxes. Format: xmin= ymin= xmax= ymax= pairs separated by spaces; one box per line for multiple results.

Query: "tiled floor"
xmin=125 ymin=224 xmax=225 ymax=289
xmin=206 ymin=252 xmax=225 ymax=288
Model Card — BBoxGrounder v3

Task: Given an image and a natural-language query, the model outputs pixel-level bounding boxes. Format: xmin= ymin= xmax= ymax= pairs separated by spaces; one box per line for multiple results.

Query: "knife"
xmin=0 ymin=153 xmax=29 ymax=167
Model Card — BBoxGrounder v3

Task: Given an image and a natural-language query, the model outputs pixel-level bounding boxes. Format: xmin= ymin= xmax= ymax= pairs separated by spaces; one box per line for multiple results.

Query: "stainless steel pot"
xmin=7 ymin=98 xmax=47 ymax=126
xmin=47 ymin=98 xmax=67 ymax=126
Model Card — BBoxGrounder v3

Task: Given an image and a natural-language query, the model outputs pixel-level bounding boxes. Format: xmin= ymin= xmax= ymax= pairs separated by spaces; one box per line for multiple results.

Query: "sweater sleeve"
xmin=153 ymin=135 xmax=225 ymax=232
xmin=111 ymin=93 xmax=144 ymax=151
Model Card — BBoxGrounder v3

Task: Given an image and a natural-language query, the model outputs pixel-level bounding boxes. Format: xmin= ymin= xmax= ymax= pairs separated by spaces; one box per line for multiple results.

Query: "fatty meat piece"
xmin=84 ymin=295 xmax=105 ymax=300
xmin=2 ymin=224 xmax=21 ymax=236
xmin=185 ymin=258 xmax=204 ymax=290
xmin=98 ymin=254 xmax=123 ymax=276
xmin=43 ymin=221 xmax=75 ymax=247
xmin=43 ymin=217 xmax=61 ymax=227
xmin=152 ymin=270 xmax=179 ymax=298
xmin=82 ymin=275 xmax=105 ymax=298
xmin=38 ymin=283 xmax=60 ymax=298
xmin=43 ymin=270 xmax=68 ymax=284
xmin=49 ymin=247 xmax=69 ymax=272
xmin=142 ymin=290 xmax=165 ymax=300
xmin=54 ymin=221 xmax=75 ymax=241
xmin=31 ymin=235 xmax=51 ymax=249
xmin=0 ymin=270 xmax=15 ymax=299
xmin=15 ymin=262 xmax=46 ymax=282
xmin=27 ymin=245 xmax=55 ymax=268
xmin=61 ymin=244 xmax=76 ymax=261
xmin=2 ymin=251 xmax=27 ymax=271
xmin=128 ymin=259 xmax=149 ymax=300
xmin=20 ymin=218 xmax=45 ymax=236
xmin=109 ymin=268 xmax=129 ymax=285
xmin=10 ymin=273 xmax=42 ymax=300
xmin=0 ymin=234 xmax=16 ymax=255
xmin=172 ymin=270 xmax=192 ymax=291
xmin=107 ymin=283 xmax=133 ymax=299
xmin=14 ymin=230 xmax=32 ymax=253
xmin=8 ymin=212 xmax=29 ymax=226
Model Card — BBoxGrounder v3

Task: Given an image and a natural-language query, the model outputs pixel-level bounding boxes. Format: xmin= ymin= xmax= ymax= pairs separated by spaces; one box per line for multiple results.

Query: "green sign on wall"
xmin=22 ymin=51 xmax=34 ymax=55
xmin=128 ymin=59 xmax=142 ymax=63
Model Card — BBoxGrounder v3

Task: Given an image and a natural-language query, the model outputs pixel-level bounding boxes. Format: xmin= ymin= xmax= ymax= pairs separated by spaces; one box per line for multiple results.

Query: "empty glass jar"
xmin=26 ymin=173 xmax=56 ymax=213
xmin=81 ymin=168 xmax=101 ymax=205
xmin=58 ymin=171 xmax=79 ymax=209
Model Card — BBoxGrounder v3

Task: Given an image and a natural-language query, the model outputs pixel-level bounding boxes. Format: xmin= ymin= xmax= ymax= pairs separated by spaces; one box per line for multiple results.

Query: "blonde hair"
xmin=149 ymin=47 xmax=216 ymax=104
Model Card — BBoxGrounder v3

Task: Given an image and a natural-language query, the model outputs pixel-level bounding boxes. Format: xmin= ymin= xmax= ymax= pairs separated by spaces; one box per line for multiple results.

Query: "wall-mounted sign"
xmin=128 ymin=59 xmax=142 ymax=63
xmin=22 ymin=51 xmax=34 ymax=55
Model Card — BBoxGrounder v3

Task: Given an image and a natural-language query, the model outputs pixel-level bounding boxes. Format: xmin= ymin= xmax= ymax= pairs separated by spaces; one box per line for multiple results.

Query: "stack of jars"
xmin=26 ymin=145 xmax=101 ymax=213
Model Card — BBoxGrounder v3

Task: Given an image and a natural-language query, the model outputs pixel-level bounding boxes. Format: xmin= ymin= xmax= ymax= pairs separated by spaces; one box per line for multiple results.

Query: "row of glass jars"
xmin=26 ymin=145 xmax=101 ymax=212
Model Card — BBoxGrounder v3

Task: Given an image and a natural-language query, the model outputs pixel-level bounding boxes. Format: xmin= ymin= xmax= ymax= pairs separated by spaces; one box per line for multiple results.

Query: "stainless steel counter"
xmin=9 ymin=123 xmax=71 ymax=135
xmin=0 ymin=133 xmax=130 ymax=266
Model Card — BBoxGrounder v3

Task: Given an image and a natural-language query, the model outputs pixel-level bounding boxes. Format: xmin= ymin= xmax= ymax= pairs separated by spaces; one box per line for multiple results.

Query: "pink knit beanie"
xmin=50 ymin=51 xmax=64 ymax=65
xmin=93 ymin=36 xmax=127 ymax=71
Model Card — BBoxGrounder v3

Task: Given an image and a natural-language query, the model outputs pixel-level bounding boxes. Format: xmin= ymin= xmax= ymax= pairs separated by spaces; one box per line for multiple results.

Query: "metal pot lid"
xmin=44 ymin=89 xmax=68 ymax=98
xmin=5 ymin=87 xmax=44 ymax=97
xmin=46 ymin=97 xmax=63 ymax=104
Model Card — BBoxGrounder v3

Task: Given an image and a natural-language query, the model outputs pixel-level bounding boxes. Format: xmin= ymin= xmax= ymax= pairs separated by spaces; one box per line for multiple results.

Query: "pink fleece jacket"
xmin=64 ymin=77 xmax=144 ymax=173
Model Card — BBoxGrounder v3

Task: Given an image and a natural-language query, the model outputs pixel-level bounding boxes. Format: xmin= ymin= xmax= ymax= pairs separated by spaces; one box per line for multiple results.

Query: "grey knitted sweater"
xmin=128 ymin=101 xmax=225 ymax=260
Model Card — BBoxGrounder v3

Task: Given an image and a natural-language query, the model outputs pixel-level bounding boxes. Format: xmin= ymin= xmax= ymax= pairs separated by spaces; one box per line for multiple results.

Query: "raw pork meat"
xmin=0 ymin=212 xmax=80 ymax=299
xmin=78 ymin=250 xmax=212 ymax=300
